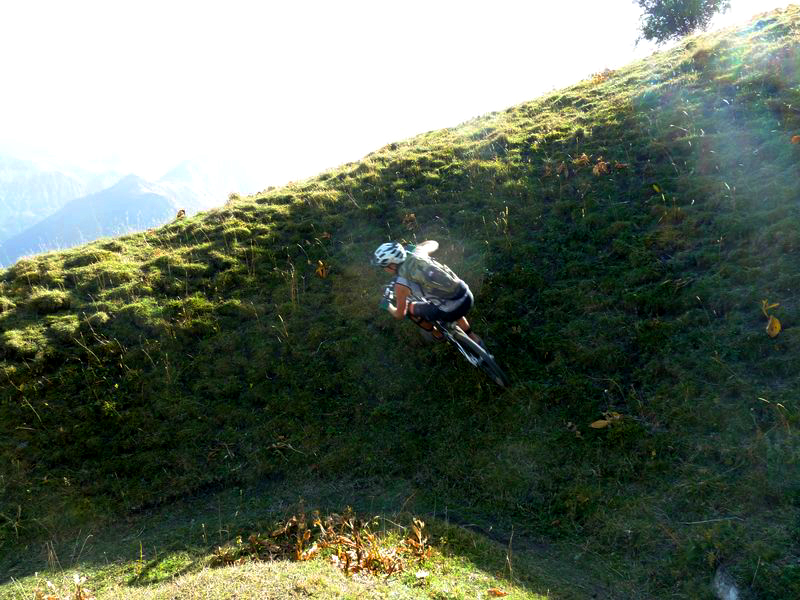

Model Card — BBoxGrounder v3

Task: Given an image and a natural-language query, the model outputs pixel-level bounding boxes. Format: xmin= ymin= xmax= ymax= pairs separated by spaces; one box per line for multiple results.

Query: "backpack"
xmin=399 ymin=251 xmax=463 ymax=300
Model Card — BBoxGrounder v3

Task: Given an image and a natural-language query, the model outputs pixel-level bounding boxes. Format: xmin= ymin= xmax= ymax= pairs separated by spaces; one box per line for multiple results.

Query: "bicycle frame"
xmin=384 ymin=280 xmax=484 ymax=368
xmin=382 ymin=279 xmax=509 ymax=387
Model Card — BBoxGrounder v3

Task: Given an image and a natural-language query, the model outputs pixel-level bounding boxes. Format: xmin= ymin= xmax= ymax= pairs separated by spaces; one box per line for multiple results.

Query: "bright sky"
xmin=0 ymin=0 xmax=789 ymax=192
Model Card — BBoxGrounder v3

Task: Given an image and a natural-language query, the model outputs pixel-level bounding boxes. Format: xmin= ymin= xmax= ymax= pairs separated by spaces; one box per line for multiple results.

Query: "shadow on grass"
xmin=0 ymin=476 xmax=603 ymax=599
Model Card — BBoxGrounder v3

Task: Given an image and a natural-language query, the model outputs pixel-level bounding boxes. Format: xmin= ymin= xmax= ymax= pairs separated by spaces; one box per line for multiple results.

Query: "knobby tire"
xmin=451 ymin=329 xmax=510 ymax=388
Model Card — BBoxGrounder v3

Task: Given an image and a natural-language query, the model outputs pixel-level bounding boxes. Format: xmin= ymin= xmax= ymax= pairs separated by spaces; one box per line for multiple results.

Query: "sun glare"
xmin=0 ymin=0 xmax=791 ymax=188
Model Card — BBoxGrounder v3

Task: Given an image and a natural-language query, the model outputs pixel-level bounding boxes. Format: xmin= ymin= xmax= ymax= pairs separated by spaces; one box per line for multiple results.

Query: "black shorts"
xmin=411 ymin=285 xmax=474 ymax=323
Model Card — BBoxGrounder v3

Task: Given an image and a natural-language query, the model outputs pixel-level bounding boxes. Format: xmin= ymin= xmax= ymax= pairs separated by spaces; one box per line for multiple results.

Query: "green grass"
xmin=3 ymin=6 xmax=800 ymax=598
xmin=0 ymin=480 xmax=569 ymax=599
xmin=6 ymin=557 xmax=539 ymax=600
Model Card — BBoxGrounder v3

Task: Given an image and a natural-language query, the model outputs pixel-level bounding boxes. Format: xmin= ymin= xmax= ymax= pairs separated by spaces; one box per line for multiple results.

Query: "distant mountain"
xmin=0 ymin=157 xmax=253 ymax=268
xmin=0 ymin=175 xmax=180 ymax=267
xmin=158 ymin=158 xmax=264 ymax=207
xmin=69 ymin=168 xmax=124 ymax=196
xmin=157 ymin=160 xmax=224 ymax=212
xmin=0 ymin=155 xmax=90 ymax=242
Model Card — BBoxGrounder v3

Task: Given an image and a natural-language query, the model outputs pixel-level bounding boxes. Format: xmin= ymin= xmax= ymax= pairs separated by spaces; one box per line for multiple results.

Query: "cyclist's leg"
xmin=408 ymin=304 xmax=444 ymax=340
xmin=455 ymin=316 xmax=483 ymax=345
xmin=445 ymin=290 xmax=483 ymax=345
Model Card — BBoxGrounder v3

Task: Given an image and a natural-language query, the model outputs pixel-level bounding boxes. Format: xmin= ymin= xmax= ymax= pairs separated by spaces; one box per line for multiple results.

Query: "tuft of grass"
xmin=2 ymin=325 xmax=47 ymax=359
xmin=0 ymin=482 xmax=563 ymax=600
xmin=0 ymin=296 xmax=15 ymax=313
xmin=26 ymin=287 xmax=71 ymax=314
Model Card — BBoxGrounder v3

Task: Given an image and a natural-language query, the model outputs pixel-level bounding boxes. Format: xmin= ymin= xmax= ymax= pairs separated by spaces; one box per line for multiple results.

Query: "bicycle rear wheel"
xmin=451 ymin=329 xmax=510 ymax=387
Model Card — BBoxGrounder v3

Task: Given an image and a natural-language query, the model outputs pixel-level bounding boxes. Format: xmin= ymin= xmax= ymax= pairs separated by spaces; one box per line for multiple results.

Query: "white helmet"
xmin=371 ymin=242 xmax=406 ymax=267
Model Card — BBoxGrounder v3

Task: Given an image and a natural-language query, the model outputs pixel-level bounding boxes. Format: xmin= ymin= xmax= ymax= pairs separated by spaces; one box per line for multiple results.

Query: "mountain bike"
xmin=382 ymin=282 xmax=510 ymax=388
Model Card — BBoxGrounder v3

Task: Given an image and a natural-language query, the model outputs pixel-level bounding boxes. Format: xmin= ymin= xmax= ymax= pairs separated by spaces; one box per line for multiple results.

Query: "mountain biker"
xmin=372 ymin=241 xmax=482 ymax=345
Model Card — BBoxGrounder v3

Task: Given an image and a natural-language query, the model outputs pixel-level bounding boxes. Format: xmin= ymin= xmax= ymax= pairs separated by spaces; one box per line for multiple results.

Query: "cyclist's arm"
xmin=389 ymin=282 xmax=411 ymax=319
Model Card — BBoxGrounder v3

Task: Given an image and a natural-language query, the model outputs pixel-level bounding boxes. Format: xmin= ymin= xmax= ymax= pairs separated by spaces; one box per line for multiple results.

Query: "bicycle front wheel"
xmin=451 ymin=329 xmax=510 ymax=388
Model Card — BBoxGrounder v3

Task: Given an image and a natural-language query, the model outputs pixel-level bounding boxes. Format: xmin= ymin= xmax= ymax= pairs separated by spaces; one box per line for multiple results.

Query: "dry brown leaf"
xmin=573 ymin=153 xmax=591 ymax=167
xmin=487 ymin=588 xmax=509 ymax=597
xmin=766 ymin=315 xmax=781 ymax=338
xmin=403 ymin=212 xmax=418 ymax=230
xmin=298 ymin=543 xmax=320 ymax=561
xmin=590 ymin=420 xmax=610 ymax=429
xmin=792 ymin=135 xmax=800 ymax=144
xmin=592 ymin=161 xmax=609 ymax=176
xmin=761 ymin=299 xmax=780 ymax=317
xmin=591 ymin=68 xmax=615 ymax=84
xmin=315 ymin=260 xmax=329 ymax=278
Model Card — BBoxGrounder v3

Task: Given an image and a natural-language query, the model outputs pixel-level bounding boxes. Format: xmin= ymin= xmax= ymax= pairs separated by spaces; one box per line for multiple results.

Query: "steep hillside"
xmin=2 ymin=7 xmax=800 ymax=598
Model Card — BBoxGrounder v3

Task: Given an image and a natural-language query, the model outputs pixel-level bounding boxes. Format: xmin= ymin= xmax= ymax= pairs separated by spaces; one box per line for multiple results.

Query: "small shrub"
xmin=6 ymin=258 xmax=43 ymax=287
xmin=211 ymin=510 xmax=430 ymax=577
xmin=70 ymin=261 xmax=137 ymax=293
xmin=691 ymin=46 xmax=714 ymax=68
xmin=84 ymin=311 xmax=111 ymax=329
xmin=215 ymin=299 xmax=256 ymax=321
xmin=64 ymin=249 xmax=115 ymax=269
xmin=223 ymin=225 xmax=252 ymax=241
xmin=206 ymin=250 xmax=237 ymax=271
xmin=2 ymin=326 xmax=44 ymax=358
xmin=144 ymin=254 xmax=207 ymax=278
xmin=27 ymin=288 xmax=71 ymax=314
xmin=47 ymin=314 xmax=80 ymax=342
xmin=101 ymin=240 xmax=125 ymax=252
xmin=101 ymin=281 xmax=153 ymax=301
xmin=166 ymin=294 xmax=214 ymax=319
xmin=0 ymin=296 xmax=15 ymax=313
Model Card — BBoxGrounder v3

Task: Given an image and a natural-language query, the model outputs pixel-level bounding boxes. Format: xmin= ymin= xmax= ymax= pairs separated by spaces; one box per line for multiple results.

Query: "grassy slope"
xmin=2 ymin=6 xmax=800 ymax=598
xmin=0 ymin=480 xmax=568 ymax=600
xmin=0 ymin=505 xmax=546 ymax=600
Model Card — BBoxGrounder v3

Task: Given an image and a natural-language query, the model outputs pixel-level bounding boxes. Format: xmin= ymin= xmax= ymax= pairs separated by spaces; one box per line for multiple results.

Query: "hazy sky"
xmin=0 ymin=0 xmax=788 ymax=191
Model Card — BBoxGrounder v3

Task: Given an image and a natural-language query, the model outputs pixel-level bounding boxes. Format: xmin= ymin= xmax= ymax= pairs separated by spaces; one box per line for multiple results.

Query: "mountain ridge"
xmin=0 ymin=174 xmax=178 ymax=267
xmin=0 ymin=164 xmax=236 ymax=267
xmin=0 ymin=154 xmax=90 ymax=242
